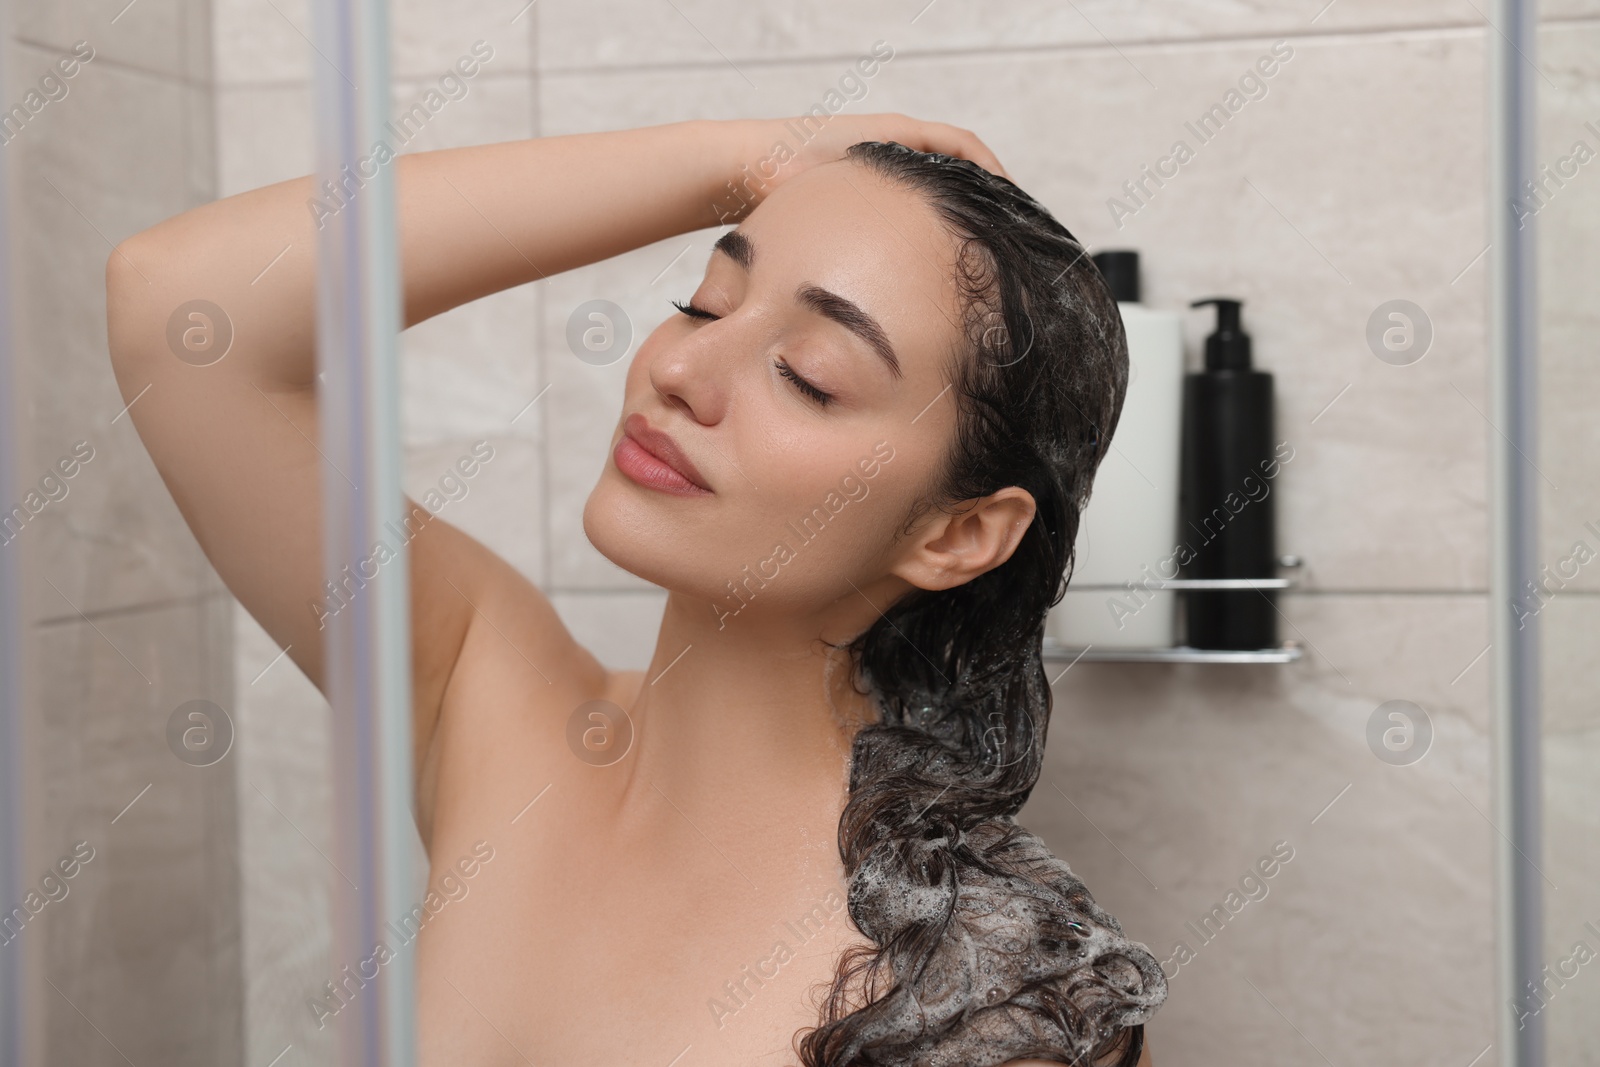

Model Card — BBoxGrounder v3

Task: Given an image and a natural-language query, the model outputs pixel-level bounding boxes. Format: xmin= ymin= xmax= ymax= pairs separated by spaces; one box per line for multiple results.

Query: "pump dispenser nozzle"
xmin=1190 ymin=297 xmax=1252 ymax=371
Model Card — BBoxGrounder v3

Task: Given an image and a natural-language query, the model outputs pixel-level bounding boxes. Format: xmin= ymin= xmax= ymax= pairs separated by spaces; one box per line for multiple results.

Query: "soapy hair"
xmin=798 ymin=141 xmax=1166 ymax=1067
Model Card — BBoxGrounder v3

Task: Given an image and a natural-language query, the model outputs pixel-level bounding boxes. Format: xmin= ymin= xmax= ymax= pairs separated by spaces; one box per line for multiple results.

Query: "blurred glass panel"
xmin=1534 ymin=17 xmax=1600 ymax=1066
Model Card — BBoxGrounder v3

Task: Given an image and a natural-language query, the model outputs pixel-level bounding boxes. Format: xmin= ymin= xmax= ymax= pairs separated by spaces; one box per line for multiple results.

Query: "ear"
xmin=889 ymin=486 xmax=1037 ymax=592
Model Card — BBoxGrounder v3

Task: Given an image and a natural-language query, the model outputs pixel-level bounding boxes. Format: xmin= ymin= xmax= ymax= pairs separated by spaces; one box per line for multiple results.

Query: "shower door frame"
xmin=1487 ymin=1 xmax=1545 ymax=1066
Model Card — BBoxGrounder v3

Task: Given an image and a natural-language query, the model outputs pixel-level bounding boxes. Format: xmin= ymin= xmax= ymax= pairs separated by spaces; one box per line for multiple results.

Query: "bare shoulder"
xmin=410 ymin=511 xmax=626 ymax=843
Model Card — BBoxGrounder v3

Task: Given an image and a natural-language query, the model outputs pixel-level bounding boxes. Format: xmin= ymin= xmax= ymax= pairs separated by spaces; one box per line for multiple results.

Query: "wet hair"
xmin=798 ymin=141 xmax=1167 ymax=1067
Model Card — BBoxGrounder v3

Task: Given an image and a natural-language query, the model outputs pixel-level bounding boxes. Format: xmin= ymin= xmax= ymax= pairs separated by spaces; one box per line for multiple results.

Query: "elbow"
xmin=104 ymin=236 xmax=162 ymax=370
xmin=106 ymin=234 xmax=240 ymax=375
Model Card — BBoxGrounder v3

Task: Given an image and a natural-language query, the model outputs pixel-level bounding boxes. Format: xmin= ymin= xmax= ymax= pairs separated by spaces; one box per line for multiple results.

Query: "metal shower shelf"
xmin=1044 ymin=556 xmax=1304 ymax=664
xmin=1041 ymin=641 xmax=1304 ymax=664
xmin=1069 ymin=576 xmax=1294 ymax=591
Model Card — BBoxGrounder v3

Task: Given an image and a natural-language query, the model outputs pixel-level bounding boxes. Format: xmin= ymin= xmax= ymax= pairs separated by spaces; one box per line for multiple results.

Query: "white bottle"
xmin=1046 ymin=251 xmax=1184 ymax=650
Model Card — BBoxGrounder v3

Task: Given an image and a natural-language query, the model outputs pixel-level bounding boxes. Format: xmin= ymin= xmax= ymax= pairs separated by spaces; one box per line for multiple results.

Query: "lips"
xmin=621 ymin=412 xmax=712 ymax=492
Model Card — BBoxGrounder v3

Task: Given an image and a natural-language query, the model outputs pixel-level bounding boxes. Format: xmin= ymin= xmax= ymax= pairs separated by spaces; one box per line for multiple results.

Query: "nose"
xmin=645 ymin=317 xmax=735 ymax=426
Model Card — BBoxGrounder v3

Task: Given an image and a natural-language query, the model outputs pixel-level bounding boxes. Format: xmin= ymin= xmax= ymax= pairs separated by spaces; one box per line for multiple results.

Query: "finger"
xmin=953 ymin=130 xmax=1010 ymax=181
xmin=877 ymin=115 xmax=1012 ymax=181
xmin=927 ymin=121 xmax=1011 ymax=180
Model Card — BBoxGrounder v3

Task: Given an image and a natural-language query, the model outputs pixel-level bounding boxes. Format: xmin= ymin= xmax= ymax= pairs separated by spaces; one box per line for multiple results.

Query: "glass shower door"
xmin=1529 ymin=10 xmax=1600 ymax=1064
xmin=0 ymin=0 xmax=415 ymax=1063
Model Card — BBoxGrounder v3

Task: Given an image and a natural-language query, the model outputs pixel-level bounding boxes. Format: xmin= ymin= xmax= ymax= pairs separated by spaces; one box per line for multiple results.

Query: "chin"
xmin=581 ymin=466 xmax=715 ymax=597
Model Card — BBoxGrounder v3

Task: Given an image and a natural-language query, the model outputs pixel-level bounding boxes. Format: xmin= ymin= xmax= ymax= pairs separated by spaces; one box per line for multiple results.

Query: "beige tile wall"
xmin=7 ymin=4 xmax=241 ymax=1062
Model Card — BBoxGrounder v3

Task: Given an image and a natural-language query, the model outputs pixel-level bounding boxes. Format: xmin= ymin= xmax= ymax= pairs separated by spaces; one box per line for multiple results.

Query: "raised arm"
xmin=102 ymin=113 xmax=1007 ymax=846
xmin=103 ymin=120 xmax=751 ymax=834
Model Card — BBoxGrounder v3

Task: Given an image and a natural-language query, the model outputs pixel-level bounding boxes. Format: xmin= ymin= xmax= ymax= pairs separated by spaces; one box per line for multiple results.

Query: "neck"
xmin=619 ymin=587 xmax=890 ymax=828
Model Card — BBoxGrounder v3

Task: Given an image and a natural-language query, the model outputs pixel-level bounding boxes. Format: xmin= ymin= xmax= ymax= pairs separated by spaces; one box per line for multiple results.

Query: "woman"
xmin=105 ymin=113 xmax=1165 ymax=1065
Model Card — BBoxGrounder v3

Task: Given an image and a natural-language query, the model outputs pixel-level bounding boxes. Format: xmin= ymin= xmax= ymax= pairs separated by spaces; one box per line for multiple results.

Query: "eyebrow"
xmin=712 ymin=229 xmax=903 ymax=380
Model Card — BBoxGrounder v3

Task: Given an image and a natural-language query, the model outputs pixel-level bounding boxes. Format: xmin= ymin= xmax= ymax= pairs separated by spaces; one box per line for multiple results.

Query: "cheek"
xmin=731 ymin=447 xmax=912 ymax=577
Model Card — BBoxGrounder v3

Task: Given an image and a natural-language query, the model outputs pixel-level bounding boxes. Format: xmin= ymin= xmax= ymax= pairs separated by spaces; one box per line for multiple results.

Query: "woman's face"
xmin=582 ymin=161 xmax=971 ymax=629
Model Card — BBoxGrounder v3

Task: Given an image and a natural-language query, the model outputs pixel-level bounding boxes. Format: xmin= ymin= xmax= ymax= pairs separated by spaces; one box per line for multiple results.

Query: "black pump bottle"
xmin=1179 ymin=298 xmax=1277 ymax=650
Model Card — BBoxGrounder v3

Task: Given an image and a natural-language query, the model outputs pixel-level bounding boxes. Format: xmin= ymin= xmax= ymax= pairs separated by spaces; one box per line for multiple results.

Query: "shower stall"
xmin=1 ymin=0 xmax=1595 ymax=1063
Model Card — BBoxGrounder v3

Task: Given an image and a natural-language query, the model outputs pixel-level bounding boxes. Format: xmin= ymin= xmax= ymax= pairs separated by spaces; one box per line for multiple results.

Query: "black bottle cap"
xmin=1191 ymin=297 xmax=1252 ymax=371
xmin=1092 ymin=250 xmax=1140 ymax=303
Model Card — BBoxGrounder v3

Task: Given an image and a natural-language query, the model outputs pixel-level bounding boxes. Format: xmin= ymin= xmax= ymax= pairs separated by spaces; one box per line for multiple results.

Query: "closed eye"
xmin=774 ymin=359 xmax=833 ymax=407
xmin=669 ymin=297 xmax=835 ymax=408
xmin=670 ymin=297 xmax=717 ymax=321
